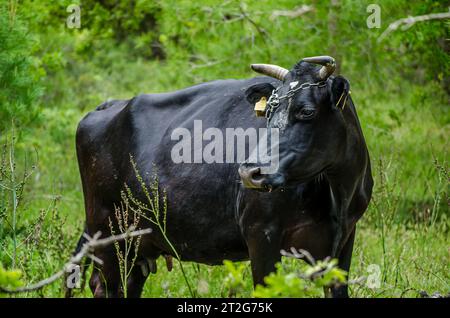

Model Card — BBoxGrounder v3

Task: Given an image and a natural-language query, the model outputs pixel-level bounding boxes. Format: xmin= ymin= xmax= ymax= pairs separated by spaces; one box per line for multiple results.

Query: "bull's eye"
xmin=296 ymin=107 xmax=316 ymax=120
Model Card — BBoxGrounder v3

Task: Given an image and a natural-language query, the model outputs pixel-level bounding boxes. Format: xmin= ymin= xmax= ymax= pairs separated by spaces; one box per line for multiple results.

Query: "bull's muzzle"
xmin=238 ymin=165 xmax=278 ymax=192
xmin=239 ymin=162 xmax=287 ymax=192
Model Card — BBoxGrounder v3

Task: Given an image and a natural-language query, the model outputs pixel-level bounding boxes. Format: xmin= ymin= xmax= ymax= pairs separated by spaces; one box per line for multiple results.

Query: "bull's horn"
xmin=302 ymin=55 xmax=336 ymax=80
xmin=250 ymin=64 xmax=289 ymax=81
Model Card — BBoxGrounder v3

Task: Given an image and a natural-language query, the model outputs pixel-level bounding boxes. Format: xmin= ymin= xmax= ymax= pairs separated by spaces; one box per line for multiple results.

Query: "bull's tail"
xmin=64 ymin=225 xmax=92 ymax=298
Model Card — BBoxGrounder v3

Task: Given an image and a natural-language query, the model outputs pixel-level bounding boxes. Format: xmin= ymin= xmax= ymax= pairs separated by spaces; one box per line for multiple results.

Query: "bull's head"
xmin=239 ymin=56 xmax=350 ymax=192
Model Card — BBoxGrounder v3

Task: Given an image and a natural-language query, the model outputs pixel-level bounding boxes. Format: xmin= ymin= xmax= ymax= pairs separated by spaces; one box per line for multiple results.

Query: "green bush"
xmin=253 ymin=259 xmax=347 ymax=298
xmin=0 ymin=263 xmax=23 ymax=293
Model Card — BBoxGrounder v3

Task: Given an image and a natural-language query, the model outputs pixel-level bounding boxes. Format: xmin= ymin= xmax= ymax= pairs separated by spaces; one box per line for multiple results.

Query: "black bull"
xmin=73 ymin=59 xmax=373 ymax=298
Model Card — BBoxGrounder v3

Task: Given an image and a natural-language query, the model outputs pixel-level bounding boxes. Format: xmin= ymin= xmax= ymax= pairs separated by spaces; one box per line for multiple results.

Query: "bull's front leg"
xmin=237 ymin=189 xmax=283 ymax=286
xmin=328 ymin=177 xmax=357 ymax=258
xmin=331 ymin=228 xmax=356 ymax=298
xmin=245 ymin=222 xmax=282 ymax=286
xmin=329 ymin=200 xmax=348 ymax=258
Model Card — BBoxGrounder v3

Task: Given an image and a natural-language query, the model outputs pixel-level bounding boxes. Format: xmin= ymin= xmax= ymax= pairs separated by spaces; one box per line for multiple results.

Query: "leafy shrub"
xmin=253 ymin=259 xmax=347 ymax=298
xmin=223 ymin=256 xmax=348 ymax=298
xmin=77 ymin=0 xmax=165 ymax=60
xmin=0 ymin=264 xmax=23 ymax=293
xmin=223 ymin=260 xmax=248 ymax=297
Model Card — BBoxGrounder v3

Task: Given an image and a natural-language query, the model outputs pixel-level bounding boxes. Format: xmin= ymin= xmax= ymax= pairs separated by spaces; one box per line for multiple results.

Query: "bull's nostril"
xmin=249 ymin=167 xmax=262 ymax=180
xmin=238 ymin=166 xmax=264 ymax=188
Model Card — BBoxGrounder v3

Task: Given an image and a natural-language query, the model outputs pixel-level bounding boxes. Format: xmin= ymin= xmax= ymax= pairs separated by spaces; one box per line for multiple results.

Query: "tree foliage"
xmin=0 ymin=4 xmax=43 ymax=130
xmin=3 ymin=0 xmax=447 ymax=123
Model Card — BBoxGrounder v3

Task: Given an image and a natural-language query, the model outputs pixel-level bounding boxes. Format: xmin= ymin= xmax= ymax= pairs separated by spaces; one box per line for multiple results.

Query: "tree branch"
xmin=270 ymin=5 xmax=314 ymax=20
xmin=0 ymin=227 xmax=152 ymax=294
xmin=239 ymin=4 xmax=269 ymax=39
xmin=378 ymin=10 xmax=450 ymax=42
xmin=281 ymin=247 xmax=367 ymax=286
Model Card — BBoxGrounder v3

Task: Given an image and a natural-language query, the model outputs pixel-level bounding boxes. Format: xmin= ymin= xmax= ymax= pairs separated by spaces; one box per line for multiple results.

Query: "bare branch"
xmin=238 ymin=4 xmax=270 ymax=42
xmin=281 ymin=247 xmax=366 ymax=287
xmin=0 ymin=228 xmax=152 ymax=294
xmin=281 ymin=247 xmax=316 ymax=265
xmin=348 ymin=276 xmax=367 ymax=286
xmin=270 ymin=5 xmax=314 ymax=20
xmin=378 ymin=10 xmax=450 ymax=42
xmin=190 ymin=59 xmax=227 ymax=70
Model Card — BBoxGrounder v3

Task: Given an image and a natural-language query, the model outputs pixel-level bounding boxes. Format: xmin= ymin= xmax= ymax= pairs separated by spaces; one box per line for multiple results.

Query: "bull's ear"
xmin=245 ymin=83 xmax=276 ymax=104
xmin=330 ymin=76 xmax=350 ymax=110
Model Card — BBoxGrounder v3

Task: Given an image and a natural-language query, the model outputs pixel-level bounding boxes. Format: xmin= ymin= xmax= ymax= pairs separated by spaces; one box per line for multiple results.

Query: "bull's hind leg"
xmin=89 ymin=250 xmax=150 ymax=298
xmin=125 ymin=262 xmax=150 ymax=298
xmin=89 ymin=246 xmax=122 ymax=298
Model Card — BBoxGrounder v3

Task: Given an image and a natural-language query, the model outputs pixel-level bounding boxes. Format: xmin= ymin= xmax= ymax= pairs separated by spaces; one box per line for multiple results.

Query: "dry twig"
xmin=378 ymin=10 xmax=450 ymax=42
xmin=0 ymin=227 xmax=152 ymax=294
xmin=270 ymin=5 xmax=314 ymax=20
